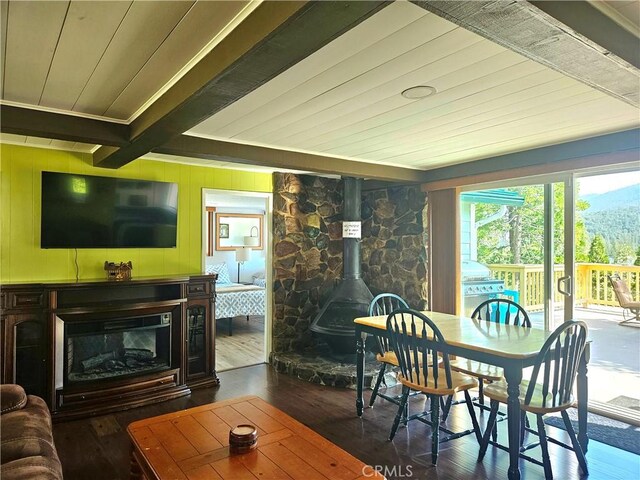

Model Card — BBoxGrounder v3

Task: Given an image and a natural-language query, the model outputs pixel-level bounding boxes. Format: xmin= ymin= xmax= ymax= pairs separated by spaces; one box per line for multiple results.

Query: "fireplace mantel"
xmin=1 ymin=274 xmax=218 ymax=420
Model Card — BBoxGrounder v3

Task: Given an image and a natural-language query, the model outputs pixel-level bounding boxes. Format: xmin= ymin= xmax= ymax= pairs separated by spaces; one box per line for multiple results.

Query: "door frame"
xmin=201 ymin=188 xmax=273 ymax=366
xmin=460 ymin=175 xmax=576 ymax=328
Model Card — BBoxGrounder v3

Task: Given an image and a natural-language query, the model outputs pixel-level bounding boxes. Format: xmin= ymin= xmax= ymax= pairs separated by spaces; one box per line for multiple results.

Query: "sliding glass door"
xmin=460 ymin=178 xmax=575 ymax=329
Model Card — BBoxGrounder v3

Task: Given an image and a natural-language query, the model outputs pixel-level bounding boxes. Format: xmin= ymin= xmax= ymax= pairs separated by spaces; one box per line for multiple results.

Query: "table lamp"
xmin=235 ymin=247 xmax=251 ymax=283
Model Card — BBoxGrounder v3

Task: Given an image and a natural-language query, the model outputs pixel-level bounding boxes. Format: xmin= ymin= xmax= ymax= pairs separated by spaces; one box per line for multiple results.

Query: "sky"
xmin=578 ymin=170 xmax=640 ymax=196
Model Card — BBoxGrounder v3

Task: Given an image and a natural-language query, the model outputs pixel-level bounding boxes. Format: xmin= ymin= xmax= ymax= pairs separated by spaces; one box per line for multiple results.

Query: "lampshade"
xmin=235 ymin=247 xmax=251 ymax=262
xmin=244 ymin=226 xmax=260 ymax=247
xmin=244 ymin=235 xmax=260 ymax=247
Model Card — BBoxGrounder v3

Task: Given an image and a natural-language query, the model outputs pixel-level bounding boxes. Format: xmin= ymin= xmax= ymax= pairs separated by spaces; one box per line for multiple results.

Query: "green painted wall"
xmin=0 ymin=144 xmax=272 ymax=282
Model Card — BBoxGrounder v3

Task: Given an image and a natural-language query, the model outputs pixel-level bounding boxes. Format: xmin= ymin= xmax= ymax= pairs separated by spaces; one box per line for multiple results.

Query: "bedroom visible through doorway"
xmin=203 ymin=189 xmax=271 ymax=372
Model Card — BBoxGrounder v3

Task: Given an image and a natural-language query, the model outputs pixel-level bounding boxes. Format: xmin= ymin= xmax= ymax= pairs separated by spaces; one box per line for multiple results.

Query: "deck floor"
xmin=528 ymin=306 xmax=640 ymax=417
xmin=52 ymin=364 xmax=640 ymax=480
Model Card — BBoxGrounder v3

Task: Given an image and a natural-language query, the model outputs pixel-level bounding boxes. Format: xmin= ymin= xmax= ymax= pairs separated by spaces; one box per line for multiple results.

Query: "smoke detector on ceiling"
xmin=401 ymin=85 xmax=437 ymax=99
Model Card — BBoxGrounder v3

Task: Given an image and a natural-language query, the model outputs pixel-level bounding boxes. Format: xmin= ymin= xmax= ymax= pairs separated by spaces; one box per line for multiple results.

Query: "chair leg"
xmin=389 ymin=386 xmax=410 ymax=441
xmin=441 ymin=394 xmax=453 ymax=421
xmin=520 ymin=411 xmax=527 ymax=446
xmin=402 ymin=395 xmax=409 ymax=426
xmin=561 ymin=410 xmax=589 ymax=475
xmin=536 ymin=414 xmax=553 ymax=480
xmin=464 ymin=390 xmax=482 ymax=445
xmin=478 ymin=380 xmax=485 ymax=405
xmin=431 ymin=394 xmax=440 ymax=465
xmin=478 ymin=400 xmax=500 ymax=462
xmin=369 ymin=363 xmax=387 ymax=407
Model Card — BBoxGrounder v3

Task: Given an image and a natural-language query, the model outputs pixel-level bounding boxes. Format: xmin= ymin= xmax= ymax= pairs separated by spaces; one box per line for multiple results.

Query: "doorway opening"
xmin=202 ymin=189 xmax=272 ymax=372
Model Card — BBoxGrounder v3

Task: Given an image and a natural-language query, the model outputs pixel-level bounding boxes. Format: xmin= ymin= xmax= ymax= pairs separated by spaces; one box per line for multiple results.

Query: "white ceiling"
xmin=1 ymin=1 xmax=639 ymax=172
xmin=188 ymin=1 xmax=640 ymax=170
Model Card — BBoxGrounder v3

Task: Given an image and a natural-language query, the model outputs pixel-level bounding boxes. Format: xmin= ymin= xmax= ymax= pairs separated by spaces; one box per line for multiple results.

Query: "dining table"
xmin=354 ymin=310 xmax=590 ymax=480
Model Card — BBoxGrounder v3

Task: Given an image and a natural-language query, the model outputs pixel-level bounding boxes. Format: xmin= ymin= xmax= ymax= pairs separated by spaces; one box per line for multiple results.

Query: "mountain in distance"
xmin=581 ymin=184 xmax=640 ymax=213
xmin=580 ymin=184 xmax=640 ymax=257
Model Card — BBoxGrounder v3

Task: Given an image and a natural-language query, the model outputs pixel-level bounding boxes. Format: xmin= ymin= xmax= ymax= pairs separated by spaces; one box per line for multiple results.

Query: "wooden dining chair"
xmin=368 ymin=293 xmax=409 ymax=408
xmin=452 ymin=298 xmax=531 ymax=405
xmin=386 ymin=309 xmax=482 ymax=465
xmin=477 ymin=320 xmax=589 ymax=479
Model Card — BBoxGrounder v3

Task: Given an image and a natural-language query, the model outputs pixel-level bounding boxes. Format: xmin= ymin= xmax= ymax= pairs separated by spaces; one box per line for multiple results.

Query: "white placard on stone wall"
xmin=342 ymin=221 xmax=361 ymax=239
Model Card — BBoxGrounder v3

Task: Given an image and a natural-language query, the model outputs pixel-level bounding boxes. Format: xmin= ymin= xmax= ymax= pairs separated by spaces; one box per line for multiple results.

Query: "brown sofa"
xmin=1 ymin=384 xmax=63 ymax=479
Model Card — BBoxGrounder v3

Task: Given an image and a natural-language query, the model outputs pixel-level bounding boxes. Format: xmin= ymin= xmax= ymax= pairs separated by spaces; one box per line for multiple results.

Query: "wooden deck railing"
xmin=487 ymin=263 xmax=640 ymax=311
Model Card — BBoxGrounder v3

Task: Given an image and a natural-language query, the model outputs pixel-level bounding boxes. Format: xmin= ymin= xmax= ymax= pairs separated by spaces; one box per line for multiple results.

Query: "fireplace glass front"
xmin=64 ymin=312 xmax=172 ymax=386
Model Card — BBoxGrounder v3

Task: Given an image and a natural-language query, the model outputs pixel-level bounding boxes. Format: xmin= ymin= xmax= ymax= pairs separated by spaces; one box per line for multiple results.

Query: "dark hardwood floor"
xmin=53 ymin=364 xmax=640 ymax=480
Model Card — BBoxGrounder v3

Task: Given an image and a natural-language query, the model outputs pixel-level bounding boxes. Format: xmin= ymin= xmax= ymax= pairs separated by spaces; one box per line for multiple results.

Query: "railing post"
xmin=520 ymin=266 xmax=528 ymax=310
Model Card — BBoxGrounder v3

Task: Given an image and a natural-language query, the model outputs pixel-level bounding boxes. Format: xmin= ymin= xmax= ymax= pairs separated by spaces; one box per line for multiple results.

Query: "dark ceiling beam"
xmin=0 ymin=104 xmax=129 ymax=147
xmin=93 ymin=0 xmax=390 ymax=169
xmin=410 ymin=1 xmax=640 ymax=107
xmin=154 ymin=135 xmax=427 ymax=183
xmin=421 ymin=129 xmax=640 ymax=190
xmin=530 ymin=1 xmax=639 ymax=69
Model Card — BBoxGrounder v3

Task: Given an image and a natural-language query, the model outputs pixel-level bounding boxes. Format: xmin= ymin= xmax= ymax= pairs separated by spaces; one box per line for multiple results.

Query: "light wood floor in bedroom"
xmin=215 ymin=314 xmax=265 ymax=371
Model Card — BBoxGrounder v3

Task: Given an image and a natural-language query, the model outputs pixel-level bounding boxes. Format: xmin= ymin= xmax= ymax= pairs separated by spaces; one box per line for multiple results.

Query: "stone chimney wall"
xmin=272 ymin=173 xmax=344 ymax=353
xmin=361 ymin=185 xmax=429 ymax=309
xmin=272 ymin=174 xmax=429 ymax=354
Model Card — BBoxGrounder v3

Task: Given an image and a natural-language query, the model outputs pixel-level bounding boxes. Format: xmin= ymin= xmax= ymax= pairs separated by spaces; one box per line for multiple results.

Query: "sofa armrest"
xmin=1 ymin=384 xmax=28 ymax=414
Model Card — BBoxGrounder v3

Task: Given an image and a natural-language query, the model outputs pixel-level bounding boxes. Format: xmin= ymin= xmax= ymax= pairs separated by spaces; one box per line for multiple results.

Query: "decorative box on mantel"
xmin=104 ymin=261 xmax=133 ymax=281
xmin=0 ymin=273 xmax=218 ymax=421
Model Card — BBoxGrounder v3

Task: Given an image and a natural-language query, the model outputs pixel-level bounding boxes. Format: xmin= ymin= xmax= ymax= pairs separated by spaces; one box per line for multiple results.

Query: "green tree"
xmin=634 ymin=245 xmax=640 ymax=266
xmin=476 ymin=184 xmax=589 ymax=265
xmin=588 ymin=235 xmax=608 ymax=263
xmin=614 ymin=243 xmax=635 ymax=264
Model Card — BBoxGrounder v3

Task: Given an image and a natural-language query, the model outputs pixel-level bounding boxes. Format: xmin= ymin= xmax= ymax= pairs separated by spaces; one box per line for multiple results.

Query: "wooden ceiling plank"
xmin=290 ymin=53 xmax=555 ymax=155
xmin=382 ymin=97 xmax=639 ymax=165
xmin=39 ymin=1 xmax=132 ymax=111
xmin=418 ymin=118 xmax=640 ymax=170
xmin=430 ymin=110 xmax=640 ymax=163
xmin=330 ymin=76 xmax=582 ymax=158
xmin=93 ymin=1 xmax=391 ymax=169
xmin=153 ymin=135 xmax=427 ymax=183
xmin=359 ymin=88 xmax=605 ymax=161
xmin=392 ymin=110 xmax=638 ymax=167
xmin=72 ymin=1 xmax=195 ymax=117
xmin=104 ymin=1 xmax=250 ymax=120
xmin=207 ymin=8 xmax=457 ymax=139
xmin=421 ymin=129 xmax=640 ymax=188
xmin=3 ymin=1 xmax=69 ymax=105
xmin=343 ymin=84 xmax=595 ymax=161
xmin=235 ymin=27 xmax=485 ymax=144
xmin=279 ymin=58 xmax=549 ymax=153
xmin=191 ymin=0 xmax=427 ymax=136
xmin=0 ymin=104 xmax=129 ymax=147
xmin=298 ymin=52 xmax=536 ymax=151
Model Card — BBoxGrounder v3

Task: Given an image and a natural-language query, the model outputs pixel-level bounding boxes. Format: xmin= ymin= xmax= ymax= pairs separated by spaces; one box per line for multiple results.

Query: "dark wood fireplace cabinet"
xmin=0 ymin=274 xmax=218 ymax=420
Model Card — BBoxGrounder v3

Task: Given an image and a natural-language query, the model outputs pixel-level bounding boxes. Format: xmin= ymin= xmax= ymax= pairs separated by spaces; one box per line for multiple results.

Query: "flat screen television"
xmin=41 ymin=171 xmax=178 ymax=248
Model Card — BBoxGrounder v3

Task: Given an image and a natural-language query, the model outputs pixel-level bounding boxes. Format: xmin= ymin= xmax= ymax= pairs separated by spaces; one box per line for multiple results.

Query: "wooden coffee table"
xmin=127 ymin=395 xmax=384 ymax=479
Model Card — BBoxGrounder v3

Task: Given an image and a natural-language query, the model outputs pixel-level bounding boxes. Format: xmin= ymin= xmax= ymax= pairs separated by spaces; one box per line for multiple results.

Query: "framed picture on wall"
xmin=219 ymin=223 xmax=229 ymax=239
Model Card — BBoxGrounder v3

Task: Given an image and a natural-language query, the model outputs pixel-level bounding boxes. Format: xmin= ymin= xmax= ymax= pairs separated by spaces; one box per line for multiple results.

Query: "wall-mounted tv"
xmin=41 ymin=172 xmax=178 ymax=248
